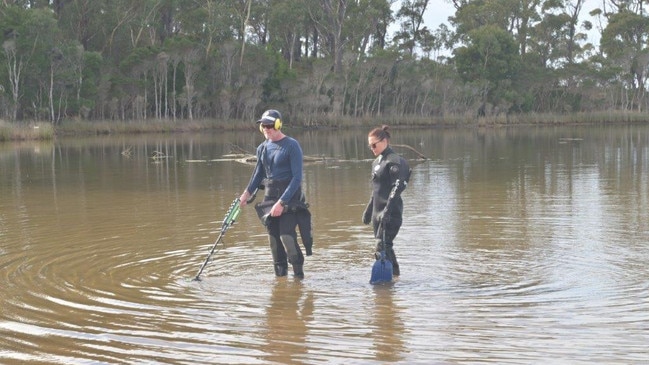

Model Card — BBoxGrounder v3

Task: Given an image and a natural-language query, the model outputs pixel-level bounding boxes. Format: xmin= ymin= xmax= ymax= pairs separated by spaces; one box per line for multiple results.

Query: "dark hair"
xmin=368 ymin=125 xmax=391 ymax=141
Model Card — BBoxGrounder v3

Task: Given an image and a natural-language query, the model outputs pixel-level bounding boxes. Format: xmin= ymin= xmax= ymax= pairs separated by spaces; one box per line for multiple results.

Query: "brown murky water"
xmin=1 ymin=126 xmax=648 ymax=364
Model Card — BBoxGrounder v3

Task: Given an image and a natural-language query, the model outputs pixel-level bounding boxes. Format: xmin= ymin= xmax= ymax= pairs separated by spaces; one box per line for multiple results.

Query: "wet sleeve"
xmin=388 ymin=156 xmax=411 ymax=197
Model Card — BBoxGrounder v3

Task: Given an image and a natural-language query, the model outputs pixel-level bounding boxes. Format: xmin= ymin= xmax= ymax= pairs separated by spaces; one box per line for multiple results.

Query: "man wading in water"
xmin=239 ymin=109 xmax=312 ymax=278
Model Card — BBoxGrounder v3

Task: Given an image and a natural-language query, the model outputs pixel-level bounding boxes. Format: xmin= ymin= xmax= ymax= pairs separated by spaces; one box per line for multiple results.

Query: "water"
xmin=1 ymin=126 xmax=648 ymax=364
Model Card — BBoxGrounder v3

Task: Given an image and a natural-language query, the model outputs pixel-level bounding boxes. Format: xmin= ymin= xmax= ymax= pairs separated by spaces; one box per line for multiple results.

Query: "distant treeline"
xmin=0 ymin=1 xmax=647 ymax=127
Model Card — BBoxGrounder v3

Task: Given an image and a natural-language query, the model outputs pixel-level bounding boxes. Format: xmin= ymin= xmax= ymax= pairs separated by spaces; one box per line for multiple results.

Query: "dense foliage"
xmin=0 ymin=0 xmax=646 ymax=125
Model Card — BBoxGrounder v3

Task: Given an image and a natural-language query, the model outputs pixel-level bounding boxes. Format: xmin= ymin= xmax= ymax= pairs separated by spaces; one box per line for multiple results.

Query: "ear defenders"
xmin=259 ymin=119 xmax=282 ymax=132
xmin=257 ymin=110 xmax=282 ymax=132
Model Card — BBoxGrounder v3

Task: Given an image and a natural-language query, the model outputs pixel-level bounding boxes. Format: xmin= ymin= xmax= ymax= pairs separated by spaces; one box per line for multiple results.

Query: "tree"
xmin=600 ymin=10 xmax=649 ymax=110
xmin=0 ymin=6 xmax=63 ymax=121
xmin=267 ymin=0 xmax=308 ymax=69
xmin=454 ymin=25 xmax=521 ymax=114
xmin=393 ymin=0 xmax=432 ymax=57
xmin=305 ymin=0 xmax=349 ymax=116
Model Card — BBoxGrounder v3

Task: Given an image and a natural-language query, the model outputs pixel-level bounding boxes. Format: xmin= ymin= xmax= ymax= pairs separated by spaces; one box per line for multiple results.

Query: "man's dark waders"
xmin=255 ymin=179 xmax=312 ymax=278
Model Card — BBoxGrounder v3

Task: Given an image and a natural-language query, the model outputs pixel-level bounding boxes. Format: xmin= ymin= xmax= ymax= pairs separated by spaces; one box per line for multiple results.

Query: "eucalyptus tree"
xmin=347 ymin=48 xmax=399 ymax=117
xmin=51 ymin=0 xmax=102 ymax=51
xmin=301 ymin=0 xmax=399 ymax=117
xmin=45 ymin=41 xmax=92 ymax=124
xmin=516 ymin=0 xmax=593 ymax=112
xmin=391 ymin=57 xmax=438 ymax=116
xmin=234 ymin=44 xmax=276 ymax=120
xmin=304 ymin=0 xmax=347 ymax=74
xmin=368 ymin=0 xmax=394 ymax=50
xmin=277 ymin=56 xmax=329 ymax=122
xmin=331 ymin=0 xmax=399 ymax=118
xmin=0 ymin=6 xmax=27 ymax=120
xmin=529 ymin=1 xmax=592 ymax=70
xmin=449 ymin=0 xmax=599 ymax=114
xmin=339 ymin=0 xmax=394 ymax=118
xmin=392 ymin=0 xmax=433 ymax=57
xmin=162 ymin=37 xmax=186 ymax=120
xmin=346 ymin=0 xmax=393 ymax=57
xmin=300 ymin=0 xmax=347 ymax=116
xmin=450 ymin=0 xmax=528 ymax=114
xmin=599 ymin=4 xmax=649 ymax=111
xmin=0 ymin=5 xmax=67 ymax=121
xmin=181 ymin=46 xmax=200 ymax=120
xmin=119 ymin=46 xmax=155 ymax=120
xmin=51 ymin=1 xmax=148 ymax=119
xmin=80 ymin=1 xmax=153 ymax=60
xmin=454 ymin=25 xmax=521 ymax=115
xmin=78 ymin=51 xmax=102 ymax=119
xmin=266 ymin=0 xmax=309 ymax=69
xmin=230 ymin=0 xmax=253 ymax=66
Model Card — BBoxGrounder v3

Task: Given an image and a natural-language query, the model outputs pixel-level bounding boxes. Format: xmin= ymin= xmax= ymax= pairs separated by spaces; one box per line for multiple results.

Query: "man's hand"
xmin=270 ymin=201 xmax=285 ymax=217
xmin=239 ymin=190 xmax=251 ymax=207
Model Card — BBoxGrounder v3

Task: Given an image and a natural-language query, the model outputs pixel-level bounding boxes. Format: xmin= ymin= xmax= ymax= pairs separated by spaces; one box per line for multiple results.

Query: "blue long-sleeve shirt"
xmin=246 ymin=136 xmax=303 ymax=203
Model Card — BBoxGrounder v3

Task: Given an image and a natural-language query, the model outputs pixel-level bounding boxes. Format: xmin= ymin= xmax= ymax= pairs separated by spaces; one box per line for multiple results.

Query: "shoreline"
xmin=2 ymin=111 xmax=649 ymax=142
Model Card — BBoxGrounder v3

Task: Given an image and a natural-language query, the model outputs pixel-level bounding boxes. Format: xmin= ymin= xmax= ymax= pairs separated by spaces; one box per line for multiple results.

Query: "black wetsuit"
xmin=363 ymin=146 xmax=410 ymax=274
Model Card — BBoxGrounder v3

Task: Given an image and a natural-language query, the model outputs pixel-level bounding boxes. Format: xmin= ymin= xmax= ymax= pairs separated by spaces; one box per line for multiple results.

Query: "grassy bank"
xmin=2 ymin=111 xmax=649 ymax=142
xmin=0 ymin=121 xmax=55 ymax=142
xmin=55 ymin=118 xmax=252 ymax=136
xmin=332 ymin=111 xmax=649 ymax=128
xmin=0 ymin=118 xmax=251 ymax=141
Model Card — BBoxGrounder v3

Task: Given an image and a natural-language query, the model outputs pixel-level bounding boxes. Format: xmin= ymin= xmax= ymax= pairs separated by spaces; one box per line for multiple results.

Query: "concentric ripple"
xmin=2 ymin=129 xmax=649 ymax=364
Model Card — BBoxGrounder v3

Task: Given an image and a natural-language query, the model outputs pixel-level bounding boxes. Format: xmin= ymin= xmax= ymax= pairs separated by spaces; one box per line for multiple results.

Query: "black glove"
xmin=305 ymin=244 xmax=313 ymax=256
xmin=362 ymin=200 xmax=373 ymax=224
xmin=377 ymin=210 xmax=390 ymax=225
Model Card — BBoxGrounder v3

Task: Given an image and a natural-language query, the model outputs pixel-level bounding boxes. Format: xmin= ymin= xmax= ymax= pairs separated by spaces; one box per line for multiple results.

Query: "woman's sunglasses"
xmin=368 ymin=139 xmax=383 ymax=149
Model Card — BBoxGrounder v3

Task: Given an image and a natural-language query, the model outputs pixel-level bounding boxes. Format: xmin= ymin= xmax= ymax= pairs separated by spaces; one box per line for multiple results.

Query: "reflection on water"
xmin=370 ymin=285 xmax=405 ymax=363
xmin=264 ymin=280 xmax=314 ymax=364
xmin=1 ymin=126 xmax=649 ymax=364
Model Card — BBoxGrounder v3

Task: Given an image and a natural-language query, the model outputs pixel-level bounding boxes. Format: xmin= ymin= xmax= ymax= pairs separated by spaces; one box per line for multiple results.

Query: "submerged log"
xmin=186 ymin=153 xmax=328 ymax=164
xmin=185 ymin=143 xmax=428 ymax=164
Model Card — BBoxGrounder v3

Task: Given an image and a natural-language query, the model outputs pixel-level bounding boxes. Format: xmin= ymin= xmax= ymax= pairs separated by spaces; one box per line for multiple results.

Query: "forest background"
xmin=1 ymin=0 xmax=649 ymax=135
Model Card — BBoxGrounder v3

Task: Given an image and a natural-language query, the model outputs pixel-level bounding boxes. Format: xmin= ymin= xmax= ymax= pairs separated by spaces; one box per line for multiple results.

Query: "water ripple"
xmin=3 ymin=131 xmax=649 ymax=364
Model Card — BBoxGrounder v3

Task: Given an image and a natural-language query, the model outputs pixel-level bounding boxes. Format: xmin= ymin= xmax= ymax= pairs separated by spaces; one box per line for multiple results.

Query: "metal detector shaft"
xmin=193 ymin=189 xmax=257 ymax=281
xmin=194 ymin=225 xmax=230 ymax=280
